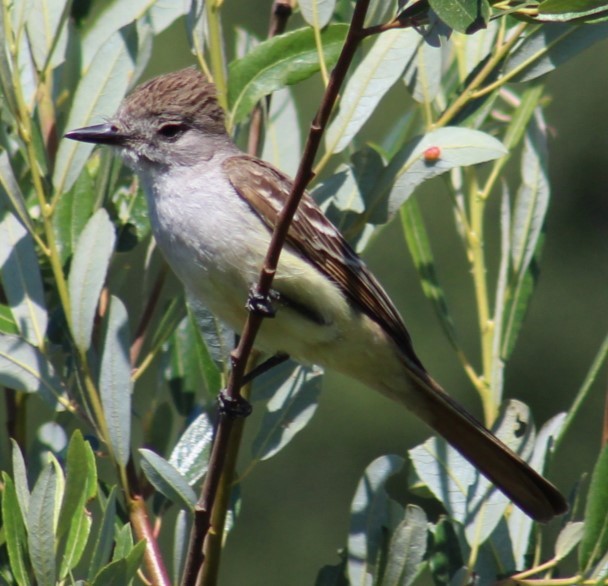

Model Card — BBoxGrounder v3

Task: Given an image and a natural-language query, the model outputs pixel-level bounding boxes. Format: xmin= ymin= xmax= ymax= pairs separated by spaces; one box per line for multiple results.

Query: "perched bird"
xmin=66 ymin=67 xmax=567 ymax=522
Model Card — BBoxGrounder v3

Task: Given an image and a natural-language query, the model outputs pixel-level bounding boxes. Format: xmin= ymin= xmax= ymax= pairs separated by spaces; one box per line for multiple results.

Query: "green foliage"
xmin=429 ymin=0 xmax=490 ymax=33
xmin=228 ymin=24 xmax=349 ymax=125
xmin=0 ymin=0 xmax=606 ymax=584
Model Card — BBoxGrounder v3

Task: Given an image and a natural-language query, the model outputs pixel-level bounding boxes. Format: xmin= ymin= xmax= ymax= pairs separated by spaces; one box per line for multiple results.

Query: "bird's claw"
xmin=246 ymin=288 xmax=280 ymax=318
xmin=218 ymin=390 xmax=253 ymax=419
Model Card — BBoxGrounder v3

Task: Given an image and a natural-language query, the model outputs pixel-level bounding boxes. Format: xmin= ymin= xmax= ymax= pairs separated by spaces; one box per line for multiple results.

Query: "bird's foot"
xmin=218 ymin=390 xmax=253 ymax=419
xmin=246 ymin=287 xmax=280 ymax=318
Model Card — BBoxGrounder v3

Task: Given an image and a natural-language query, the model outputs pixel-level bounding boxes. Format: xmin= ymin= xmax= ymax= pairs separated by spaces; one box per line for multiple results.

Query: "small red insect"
xmin=423 ymin=146 xmax=441 ymax=162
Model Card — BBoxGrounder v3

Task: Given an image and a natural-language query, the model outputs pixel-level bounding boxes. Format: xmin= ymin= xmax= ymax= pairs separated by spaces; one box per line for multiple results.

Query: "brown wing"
xmin=223 ymin=155 xmax=424 ymax=369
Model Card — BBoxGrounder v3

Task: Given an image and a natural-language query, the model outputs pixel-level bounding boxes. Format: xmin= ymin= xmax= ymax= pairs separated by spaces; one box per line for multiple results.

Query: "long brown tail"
xmin=396 ymin=369 xmax=567 ymax=522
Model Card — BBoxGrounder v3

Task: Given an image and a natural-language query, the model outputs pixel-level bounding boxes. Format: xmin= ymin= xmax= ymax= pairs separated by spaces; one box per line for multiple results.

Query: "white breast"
xmin=135 ymin=153 xmax=374 ymax=369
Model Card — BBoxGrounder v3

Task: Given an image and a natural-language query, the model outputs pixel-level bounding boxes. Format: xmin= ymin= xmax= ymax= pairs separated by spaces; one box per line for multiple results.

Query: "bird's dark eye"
xmin=158 ymin=123 xmax=186 ymax=139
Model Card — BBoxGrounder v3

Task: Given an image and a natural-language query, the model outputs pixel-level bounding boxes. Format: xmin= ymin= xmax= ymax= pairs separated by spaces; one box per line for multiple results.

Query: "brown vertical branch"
xmin=130 ymin=262 xmax=169 ymax=365
xmin=198 ymin=383 xmax=251 ymax=585
xmin=180 ymin=2 xmax=373 ymax=585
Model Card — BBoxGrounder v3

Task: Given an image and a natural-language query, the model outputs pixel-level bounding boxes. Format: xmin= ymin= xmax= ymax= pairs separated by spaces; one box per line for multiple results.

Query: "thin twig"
xmin=129 ymin=495 xmax=172 ymax=586
xmin=198 ymin=382 xmax=251 ymax=585
xmin=130 ymin=263 xmax=169 ymax=365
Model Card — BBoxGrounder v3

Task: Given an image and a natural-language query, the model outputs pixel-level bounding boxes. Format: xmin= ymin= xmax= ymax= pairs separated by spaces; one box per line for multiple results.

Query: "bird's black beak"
xmin=64 ymin=123 xmax=126 ymax=145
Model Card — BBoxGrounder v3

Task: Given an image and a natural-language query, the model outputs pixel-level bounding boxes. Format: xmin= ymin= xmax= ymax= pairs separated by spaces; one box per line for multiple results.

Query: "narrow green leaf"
xmin=139 ymin=449 xmax=197 ymax=511
xmin=400 ymin=199 xmax=460 ymax=351
xmin=511 ymin=118 xmax=549 ymax=276
xmin=479 ymin=519 xmax=518 ymax=578
xmin=228 ymin=24 xmax=348 ymax=124
xmin=11 ymin=439 xmax=30 ymax=517
xmin=429 ymin=0 xmax=490 ymax=32
xmin=386 ymin=127 xmax=507 ymax=216
xmin=11 ymin=11 xmax=38 ymax=111
xmin=538 ymin=0 xmax=608 ymax=21
xmin=173 ymin=510 xmax=190 ymax=585
xmin=7 ymin=0 xmax=30 ymax=39
xmin=555 ymin=332 xmax=608 ymax=453
xmin=347 ymin=455 xmax=405 ymax=585
xmin=313 ymin=146 xmax=387 ymax=239
xmin=0 ymin=152 xmax=34 ymax=236
xmin=529 ymin=412 xmax=565 ymax=472
xmin=490 ymin=186 xmax=511 ymax=405
xmin=91 ymin=538 xmax=145 ymax=586
xmin=169 ymin=412 xmax=214 ymax=485
xmin=165 ymin=324 xmax=201 ymax=415
xmin=555 ymin=522 xmax=585 ymax=560
xmin=147 ymin=1 xmax=190 ymax=33
xmin=91 ymin=559 xmax=129 ymax=586
xmin=1 ymin=473 xmax=30 ymax=586
xmin=503 ymin=85 xmax=545 ymax=153
xmin=25 ymin=0 xmax=69 ymax=70
xmin=325 ymin=28 xmax=418 ymax=154
xmin=0 ymin=7 xmax=18 ymax=115
xmin=261 ymin=87 xmax=302 ymax=177
xmin=53 ymin=167 xmax=96 ymax=264
xmin=57 ymin=431 xmax=97 ymax=578
xmin=68 ymin=208 xmax=116 ymax=353
xmin=403 ymin=23 xmax=446 ymax=103
xmin=81 ymin=0 xmax=183 ymax=71
xmin=504 ymin=23 xmax=608 ymax=82
xmin=300 ymin=0 xmax=336 ymax=28
xmin=0 ymin=304 xmax=19 ymax=335
xmin=113 ymin=524 xmax=133 ymax=561
xmin=28 ymin=459 xmax=62 ymax=586
xmin=224 ymin=483 xmax=241 ymax=538
xmin=251 ymin=363 xmax=322 ymax=462
xmin=0 ymin=334 xmax=63 ymax=402
xmin=99 ymin=295 xmax=132 ymax=467
xmin=502 ymin=270 xmax=537 ymax=360
xmin=462 ymin=20 xmax=498 ymax=77
xmin=590 ymin=548 xmax=608 ymax=581
xmin=502 ymin=116 xmax=549 ymax=358
xmin=382 ymin=505 xmax=427 ymax=586
xmin=315 ymin=165 xmax=366 ymax=215
xmin=123 ymin=539 xmax=146 ymax=580
xmin=365 ymin=0 xmax=398 ymax=26
xmin=167 ymin=306 xmax=223 ymax=409
xmin=0 ymin=211 xmax=47 ymax=347
xmin=579 ymin=444 xmax=608 ymax=572
xmin=187 ymin=297 xmax=231 ymax=383
xmin=59 ymin=514 xmax=92 ymax=580
xmin=80 ymin=0 xmax=150 ymax=70
xmin=53 ymin=28 xmax=137 ymax=194
xmin=88 ymin=487 xmax=117 ymax=580
xmin=185 ymin=0 xmax=205 ymax=61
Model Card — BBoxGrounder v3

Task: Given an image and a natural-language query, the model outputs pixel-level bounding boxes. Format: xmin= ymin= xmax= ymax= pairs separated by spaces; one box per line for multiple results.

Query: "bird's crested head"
xmin=66 ymin=68 xmax=229 ymax=169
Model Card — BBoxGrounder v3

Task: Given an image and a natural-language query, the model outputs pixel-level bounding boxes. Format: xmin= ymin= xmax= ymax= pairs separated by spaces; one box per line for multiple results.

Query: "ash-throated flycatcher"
xmin=66 ymin=67 xmax=566 ymax=521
